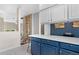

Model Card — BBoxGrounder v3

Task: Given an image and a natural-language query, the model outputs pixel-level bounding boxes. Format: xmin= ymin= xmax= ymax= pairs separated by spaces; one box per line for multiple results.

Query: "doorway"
xmin=21 ymin=14 xmax=32 ymax=45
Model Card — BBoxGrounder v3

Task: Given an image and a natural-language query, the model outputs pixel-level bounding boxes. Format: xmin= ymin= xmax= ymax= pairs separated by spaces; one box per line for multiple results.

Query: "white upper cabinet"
xmin=39 ymin=8 xmax=51 ymax=24
xmin=51 ymin=5 xmax=67 ymax=23
xmin=69 ymin=4 xmax=79 ymax=20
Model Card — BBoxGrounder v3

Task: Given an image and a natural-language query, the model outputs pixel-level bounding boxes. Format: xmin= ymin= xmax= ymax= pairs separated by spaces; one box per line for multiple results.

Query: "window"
xmin=0 ymin=16 xmax=4 ymax=31
xmin=0 ymin=16 xmax=18 ymax=32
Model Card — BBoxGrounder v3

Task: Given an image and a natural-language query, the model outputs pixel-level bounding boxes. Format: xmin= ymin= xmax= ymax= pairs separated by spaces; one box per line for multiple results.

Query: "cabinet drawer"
xmin=60 ymin=42 xmax=79 ymax=53
xmin=41 ymin=43 xmax=59 ymax=55
xmin=31 ymin=37 xmax=41 ymax=42
xmin=60 ymin=49 xmax=79 ymax=55
xmin=41 ymin=39 xmax=59 ymax=47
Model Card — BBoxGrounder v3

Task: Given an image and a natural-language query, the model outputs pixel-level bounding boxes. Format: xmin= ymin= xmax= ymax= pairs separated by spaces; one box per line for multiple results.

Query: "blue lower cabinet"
xmin=31 ymin=37 xmax=79 ymax=55
xmin=31 ymin=37 xmax=41 ymax=42
xmin=60 ymin=49 xmax=79 ymax=55
xmin=60 ymin=42 xmax=79 ymax=53
xmin=31 ymin=40 xmax=40 ymax=55
xmin=41 ymin=39 xmax=59 ymax=47
xmin=41 ymin=43 xmax=59 ymax=55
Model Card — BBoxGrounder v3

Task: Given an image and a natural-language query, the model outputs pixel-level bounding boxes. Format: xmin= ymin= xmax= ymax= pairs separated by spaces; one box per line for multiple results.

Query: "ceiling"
xmin=20 ymin=4 xmax=39 ymax=17
xmin=0 ymin=4 xmax=18 ymax=18
xmin=39 ymin=4 xmax=55 ymax=10
xmin=0 ymin=4 xmax=55 ymax=22
xmin=0 ymin=4 xmax=39 ymax=20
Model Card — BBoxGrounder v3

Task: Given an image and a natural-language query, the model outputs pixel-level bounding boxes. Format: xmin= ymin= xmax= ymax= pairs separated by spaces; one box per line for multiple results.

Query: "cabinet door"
xmin=69 ymin=4 xmax=79 ymax=19
xmin=60 ymin=49 xmax=79 ymax=55
xmin=31 ymin=37 xmax=41 ymax=42
xmin=39 ymin=8 xmax=51 ymax=24
xmin=41 ymin=39 xmax=59 ymax=47
xmin=73 ymin=28 xmax=79 ymax=38
xmin=51 ymin=5 xmax=67 ymax=23
xmin=60 ymin=42 xmax=79 ymax=53
xmin=41 ymin=43 xmax=59 ymax=55
xmin=31 ymin=40 xmax=40 ymax=55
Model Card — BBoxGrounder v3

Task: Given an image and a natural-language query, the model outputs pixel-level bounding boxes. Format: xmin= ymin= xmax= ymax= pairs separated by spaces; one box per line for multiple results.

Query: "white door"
xmin=51 ymin=5 xmax=67 ymax=23
xmin=39 ymin=8 xmax=51 ymax=24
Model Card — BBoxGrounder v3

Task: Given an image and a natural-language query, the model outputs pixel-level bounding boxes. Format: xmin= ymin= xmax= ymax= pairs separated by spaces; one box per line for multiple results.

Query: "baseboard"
xmin=0 ymin=45 xmax=21 ymax=53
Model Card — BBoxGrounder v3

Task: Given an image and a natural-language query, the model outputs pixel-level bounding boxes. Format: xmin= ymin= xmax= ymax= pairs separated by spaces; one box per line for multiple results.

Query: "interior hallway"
xmin=0 ymin=44 xmax=31 ymax=55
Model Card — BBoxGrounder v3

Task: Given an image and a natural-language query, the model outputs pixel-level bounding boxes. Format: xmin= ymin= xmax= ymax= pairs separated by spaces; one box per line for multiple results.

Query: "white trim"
xmin=0 ymin=45 xmax=21 ymax=53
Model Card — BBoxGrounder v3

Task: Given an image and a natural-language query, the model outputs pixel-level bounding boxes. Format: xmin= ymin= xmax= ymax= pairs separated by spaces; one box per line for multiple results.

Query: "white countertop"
xmin=29 ymin=34 xmax=79 ymax=45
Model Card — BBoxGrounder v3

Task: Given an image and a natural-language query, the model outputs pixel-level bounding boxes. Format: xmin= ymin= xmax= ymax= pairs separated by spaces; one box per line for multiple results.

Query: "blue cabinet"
xmin=31 ymin=37 xmax=41 ymax=55
xmin=31 ymin=37 xmax=79 ymax=55
xmin=73 ymin=28 xmax=79 ymax=38
xmin=31 ymin=40 xmax=40 ymax=55
xmin=60 ymin=49 xmax=79 ymax=55
xmin=53 ymin=29 xmax=65 ymax=36
xmin=31 ymin=37 xmax=59 ymax=55
xmin=60 ymin=42 xmax=79 ymax=53
xmin=41 ymin=43 xmax=59 ymax=55
xmin=41 ymin=39 xmax=59 ymax=47
xmin=31 ymin=37 xmax=41 ymax=42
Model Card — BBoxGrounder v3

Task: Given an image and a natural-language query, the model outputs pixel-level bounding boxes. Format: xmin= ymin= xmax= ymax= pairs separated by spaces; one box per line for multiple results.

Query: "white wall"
xmin=0 ymin=32 xmax=20 ymax=52
xmin=44 ymin=24 xmax=50 ymax=35
xmin=32 ymin=13 xmax=39 ymax=34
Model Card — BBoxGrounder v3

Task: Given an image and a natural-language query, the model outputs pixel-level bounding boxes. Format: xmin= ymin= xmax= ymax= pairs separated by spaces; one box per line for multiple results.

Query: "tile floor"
xmin=0 ymin=44 xmax=31 ymax=55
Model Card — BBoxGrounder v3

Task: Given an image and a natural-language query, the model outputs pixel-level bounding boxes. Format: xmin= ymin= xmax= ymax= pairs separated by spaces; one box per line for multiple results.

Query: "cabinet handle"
xmin=70 ymin=45 xmax=73 ymax=46
xmin=60 ymin=50 xmax=62 ymax=53
xmin=38 ymin=43 xmax=40 ymax=45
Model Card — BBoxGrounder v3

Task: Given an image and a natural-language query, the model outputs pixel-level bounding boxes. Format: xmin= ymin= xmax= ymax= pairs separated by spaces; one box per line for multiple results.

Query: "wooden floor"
xmin=0 ymin=44 xmax=31 ymax=55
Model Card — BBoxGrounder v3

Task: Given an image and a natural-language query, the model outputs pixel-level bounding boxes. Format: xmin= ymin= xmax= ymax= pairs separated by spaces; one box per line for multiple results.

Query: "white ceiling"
xmin=0 ymin=4 xmax=39 ymax=19
xmin=0 ymin=4 xmax=18 ymax=18
xmin=20 ymin=4 xmax=39 ymax=17
xmin=39 ymin=4 xmax=55 ymax=10
xmin=0 ymin=4 xmax=55 ymax=22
